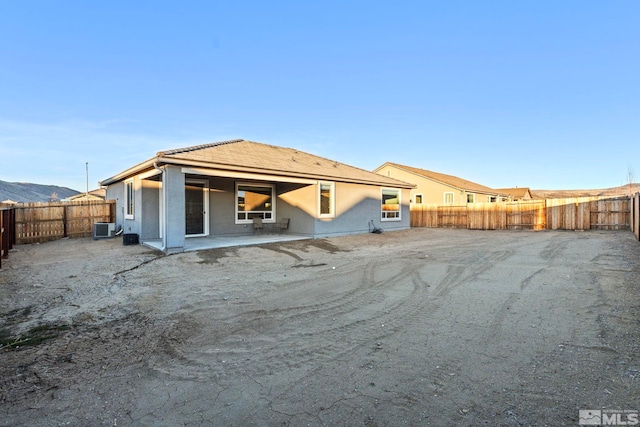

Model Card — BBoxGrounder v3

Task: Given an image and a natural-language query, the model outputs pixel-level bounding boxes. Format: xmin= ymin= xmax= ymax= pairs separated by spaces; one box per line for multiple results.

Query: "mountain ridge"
xmin=0 ymin=180 xmax=80 ymax=203
xmin=531 ymin=183 xmax=640 ymax=199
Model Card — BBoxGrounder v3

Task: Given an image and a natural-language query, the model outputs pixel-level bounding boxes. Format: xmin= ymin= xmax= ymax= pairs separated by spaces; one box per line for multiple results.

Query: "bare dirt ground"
xmin=1 ymin=228 xmax=639 ymax=426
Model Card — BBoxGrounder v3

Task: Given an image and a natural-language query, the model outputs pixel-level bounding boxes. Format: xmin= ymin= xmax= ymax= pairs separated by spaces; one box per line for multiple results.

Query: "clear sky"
xmin=1 ymin=1 xmax=638 ymax=192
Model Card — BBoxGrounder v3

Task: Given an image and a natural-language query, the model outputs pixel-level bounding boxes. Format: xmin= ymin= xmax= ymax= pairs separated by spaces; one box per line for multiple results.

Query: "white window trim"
xmin=318 ymin=181 xmax=335 ymax=218
xmin=235 ymin=182 xmax=276 ymax=224
xmin=381 ymin=187 xmax=401 ymax=222
xmin=444 ymin=192 xmax=454 ymax=205
xmin=125 ymin=179 xmax=134 ymax=220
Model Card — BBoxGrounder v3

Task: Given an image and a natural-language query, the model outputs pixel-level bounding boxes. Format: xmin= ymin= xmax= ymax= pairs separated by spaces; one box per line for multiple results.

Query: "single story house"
xmin=495 ymin=187 xmax=534 ymax=201
xmin=99 ymin=139 xmax=414 ymax=253
xmin=373 ymin=162 xmax=509 ymax=205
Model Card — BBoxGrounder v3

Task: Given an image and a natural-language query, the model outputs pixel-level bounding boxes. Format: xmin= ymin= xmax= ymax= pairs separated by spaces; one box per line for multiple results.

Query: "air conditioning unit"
xmin=93 ymin=222 xmax=116 ymax=239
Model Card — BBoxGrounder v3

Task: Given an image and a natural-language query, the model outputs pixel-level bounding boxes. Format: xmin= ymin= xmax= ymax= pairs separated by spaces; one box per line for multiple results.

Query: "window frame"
xmin=444 ymin=192 xmax=454 ymax=205
xmin=413 ymin=193 xmax=423 ymax=204
xmin=467 ymin=193 xmax=475 ymax=204
xmin=124 ymin=179 xmax=134 ymax=220
xmin=381 ymin=187 xmax=401 ymax=222
xmin=318 ymin=181 xmax=335 ymax=218
xmin=235 ymin=182 xmax=276 ymax=224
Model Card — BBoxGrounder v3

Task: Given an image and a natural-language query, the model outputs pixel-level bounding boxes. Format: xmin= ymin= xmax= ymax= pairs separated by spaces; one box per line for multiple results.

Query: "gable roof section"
xmin=496 ymin=187 xmax=532 ymax=198
xmin=101 ymin=140 xmax=414 ymax=188
xmin=375 ymin=162 xmax=505 ymax=195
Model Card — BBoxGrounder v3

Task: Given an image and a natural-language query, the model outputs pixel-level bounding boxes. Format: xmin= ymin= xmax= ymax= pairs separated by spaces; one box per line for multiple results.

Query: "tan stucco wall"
xmin=375 ymin=165 xmax=499 ymax=205
xmin=375 ymin=165 xmax=463 ymax=204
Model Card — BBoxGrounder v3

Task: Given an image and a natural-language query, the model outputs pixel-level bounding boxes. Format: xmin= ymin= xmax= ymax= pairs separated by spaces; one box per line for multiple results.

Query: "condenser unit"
xmin=93 ymin=222 xmax=116 ymax=239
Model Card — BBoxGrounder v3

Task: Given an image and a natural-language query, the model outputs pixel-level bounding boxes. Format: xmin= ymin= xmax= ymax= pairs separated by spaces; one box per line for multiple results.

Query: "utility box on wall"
xmin=123 ymin=233 xmax=139 ymax=246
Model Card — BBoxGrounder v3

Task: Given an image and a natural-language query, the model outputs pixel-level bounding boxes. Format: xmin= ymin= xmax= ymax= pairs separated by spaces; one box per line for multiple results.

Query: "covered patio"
xmin=142 ymin=233 xmax=310 ymax=252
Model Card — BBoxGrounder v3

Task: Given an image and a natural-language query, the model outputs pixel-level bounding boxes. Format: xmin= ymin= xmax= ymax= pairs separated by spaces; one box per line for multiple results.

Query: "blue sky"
xmin=1 ymin=1 xmax=638 ymax=192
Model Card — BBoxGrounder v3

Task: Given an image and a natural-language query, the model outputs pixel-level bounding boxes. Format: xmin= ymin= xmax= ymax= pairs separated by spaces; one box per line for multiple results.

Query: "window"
xmin=414 ymin=194 xmax=423 ymax=204
xmin=381 ymin=188 xmax=401 ymax=221
xmin=125 ymin=179 xmax=134 ymax=219
xmin=236 ymin=183 xmax=275 ymax=223
xmin=467 ymin=194 xmax=475 ymax=203
xmin=319 ymin=182 xmax=335 ymax=217
xmin=489 ymin=196 xmax=497 ymax=203
xmin=444 ymin=192 xmax=454 ymax=205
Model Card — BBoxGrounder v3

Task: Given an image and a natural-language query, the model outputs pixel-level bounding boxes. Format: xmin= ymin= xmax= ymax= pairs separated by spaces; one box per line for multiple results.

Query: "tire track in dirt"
xmin=266 ymin=247 xmax=524 ymax=416
xmin=149 ymin=242 xmax=521 ymax=385
xmin=540 ymin=237 xmax=569 ymax=261
xmin=268 ymin=247 xmax=517 ymax=376
xmin=259 ymin=247 xmax=518 ymax=402
xmin=432 ymin=249 xmax=514 ymax=298
xmin=147 ymin=257 xmax=431 ymax=381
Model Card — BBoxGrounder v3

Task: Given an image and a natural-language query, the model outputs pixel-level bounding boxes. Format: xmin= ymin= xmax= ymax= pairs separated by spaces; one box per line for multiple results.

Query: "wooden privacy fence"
xmin=411 ymin=196 xmax=631 ymax=231
xmin=12 ymin=200 xmax=115 ymax=244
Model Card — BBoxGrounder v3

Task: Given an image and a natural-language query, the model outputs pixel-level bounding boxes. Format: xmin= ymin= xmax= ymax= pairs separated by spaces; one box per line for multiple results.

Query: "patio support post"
xmin=163 ymin=165 xmax=186 ymax=253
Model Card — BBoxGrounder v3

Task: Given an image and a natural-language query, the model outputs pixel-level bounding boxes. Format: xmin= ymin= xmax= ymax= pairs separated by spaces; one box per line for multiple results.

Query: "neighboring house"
xmin=100 ymin=139 xmax=414 ymax=253
xmin=373 ymin=162 xmax=509 ymax=205
xmin=495 ymin=187 xmax=533 ymax=201
xmin=63 ymin=188 xmax=107 ymax=201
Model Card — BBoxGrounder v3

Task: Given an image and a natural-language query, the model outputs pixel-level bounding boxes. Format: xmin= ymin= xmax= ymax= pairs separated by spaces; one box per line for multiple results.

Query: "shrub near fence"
xmin=13 ymin=200 xmax=115 ymax=244
xmin=411 ymin=196 xmax=631 ymax=231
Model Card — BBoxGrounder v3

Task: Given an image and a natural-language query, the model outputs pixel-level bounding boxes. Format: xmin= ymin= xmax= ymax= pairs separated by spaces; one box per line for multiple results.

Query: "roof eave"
xmin=99 ymin=157 xmax=159 ymax=186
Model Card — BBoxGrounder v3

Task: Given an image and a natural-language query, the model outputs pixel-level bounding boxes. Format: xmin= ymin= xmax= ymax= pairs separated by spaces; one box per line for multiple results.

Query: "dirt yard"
xmin=1 ymin=228 xmax=639 ymax=426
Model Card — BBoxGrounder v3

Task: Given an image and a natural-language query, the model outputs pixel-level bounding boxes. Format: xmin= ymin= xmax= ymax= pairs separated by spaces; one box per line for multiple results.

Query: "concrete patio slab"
xmin=142 ymin=234 xmax=311 ymax=252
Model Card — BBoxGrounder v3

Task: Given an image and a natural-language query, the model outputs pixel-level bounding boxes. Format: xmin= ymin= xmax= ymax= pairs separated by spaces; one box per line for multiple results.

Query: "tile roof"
xmin=158 ymin=139 xmax=243 ymax=156
xmin=379 ymin=162 xmax=504 ymax=195
xmin=102 ymin=140 xmax=413 ymax=188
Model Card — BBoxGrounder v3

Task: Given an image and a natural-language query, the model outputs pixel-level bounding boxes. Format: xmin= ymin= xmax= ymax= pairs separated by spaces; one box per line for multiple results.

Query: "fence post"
xmin=63 ymin=204 xmax=68 ymax=238
xmin=10 ymin=207 xmax=15 ymax=246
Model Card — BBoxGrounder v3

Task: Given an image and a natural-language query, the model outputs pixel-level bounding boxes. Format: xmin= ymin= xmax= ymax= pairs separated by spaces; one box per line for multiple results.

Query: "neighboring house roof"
xmin=496 ymin=187 xmax=532 ymax=199
xmin=1 ymin=199 xmax=18 ymax=205
xmin=375 ymin=162 xmax=506 ymax=196
xmin=63 ymin=188 xmax=107 ymax=201
xmin=100 ymin=139 xmax=414 ymax=188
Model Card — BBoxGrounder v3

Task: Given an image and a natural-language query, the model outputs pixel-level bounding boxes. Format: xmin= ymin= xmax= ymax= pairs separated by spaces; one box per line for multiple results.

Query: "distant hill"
xmin=531 ymin=183 xmax=640 ymax=199
xmin=0 ymin=180 xmax=80 ymax=203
